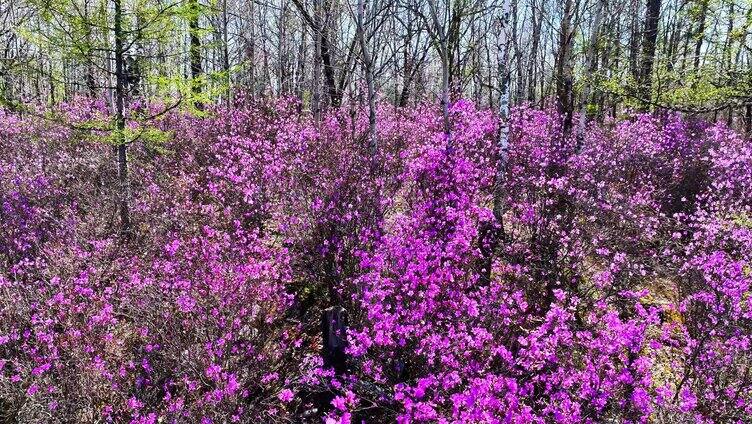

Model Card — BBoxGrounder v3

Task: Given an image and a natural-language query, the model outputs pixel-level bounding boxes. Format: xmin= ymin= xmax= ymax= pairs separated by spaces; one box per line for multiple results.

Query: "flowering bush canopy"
xmin=0 ymin=99 xmax=750 ymax=423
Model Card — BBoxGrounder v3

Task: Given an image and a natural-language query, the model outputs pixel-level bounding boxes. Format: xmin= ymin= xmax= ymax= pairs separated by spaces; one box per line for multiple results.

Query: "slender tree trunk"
xmin=189 ymin=0 xmax=203 ymax=109
xmin=114 ymin=0 xmax=130 ymax=235
xmin=512 ymin=0 xmax=524 ymax=103
xmin=279 ymin=4 xmax=288 ymax=94
xmin=441 ymin=47 xmax=451 ymax=145
xmin=447 ymin=2 xmax=462 ymax=99
xmin=487 ymin=36 xmax=494 ymax=109
xmin=723 ymin=1 xmax=735 ymax=126
xmin=576 ymin=0 xmax=606 ymax=149
xmin=493 ymin=0 xmax=512 ymax=223
xmin=722 ymin=1 xmax=734 ymax=70
xmin=679 ymin=19 xmax=692 ymax=75
xmin=84 ymin=0 xmax=96 ymax=96
xmin=357 ymin=0 xmax=377 ymax=155
xmin=48 ymin=61 xmax=55 ymax=104
xmin=425 ymin=0 xmax=451 ymax=148
xmin=666 ymin=10 xmax=681 ymax=71
xmin=610 ymin=18 xmax=621 ymax=118
xmin=398 ymin=25 xmax=413 ymax=107
xmin=693 ymin=0 xmax=709 ymax=73
xmin=556 ymin=0 xmax=576 ymax=134
xmin=637 ymin=0 xmax=662 ymax=107
xmin=629 ymin=0 xmax=641 ymax=80
xmin=319 ymin=1 xmax=340 ymax=107
xmin=313 ymin=0 xmax=322 ymax=123
xmin=528 ymin=0 xmax=544 ymax=103
xmin=295 ymin=22 xmax=306 ymax=105
xmin=222 ymin=0 xmax=231 ymax=107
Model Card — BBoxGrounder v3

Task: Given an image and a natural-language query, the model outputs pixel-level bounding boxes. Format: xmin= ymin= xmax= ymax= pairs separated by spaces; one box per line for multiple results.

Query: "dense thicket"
xmin=1 ymin=99 xmax=750 ymax=423
xmin=2 ymin=0 xmax=752 ymax=126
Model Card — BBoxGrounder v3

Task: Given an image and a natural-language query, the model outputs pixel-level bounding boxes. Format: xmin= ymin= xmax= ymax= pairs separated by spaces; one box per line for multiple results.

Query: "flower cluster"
xmin=0 ymin=98 xmax=750 ymax=423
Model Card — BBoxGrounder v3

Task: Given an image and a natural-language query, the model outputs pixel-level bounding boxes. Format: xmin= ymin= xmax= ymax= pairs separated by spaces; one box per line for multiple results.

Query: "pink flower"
xmin=26 ymin=384 xmax=39 ymax=396
xmin=277 ymin=389 xmax=294 ymax=403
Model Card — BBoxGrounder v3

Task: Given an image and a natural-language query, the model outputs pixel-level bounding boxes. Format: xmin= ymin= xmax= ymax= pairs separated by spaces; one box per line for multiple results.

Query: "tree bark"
xmin=114 ymin=0 xmax=131 ymax=236
xmin=425 ymin=0 xmax=451 ymax=148
xmin=84 ymin=0 xmax=96 ymax=96
xmin=628 ymin=0 xmax=641 ymax=80
xmin=188 ymin=0 xmax=203 ymax=109
xmin=692 ymin=0 xmax=709 ymax=73
xmin=398 ymin=21 xmax=414 ymax=107
xmin=556 ymin=0 xmax=576 ymax=134
xmin=292 ymin=0 xmax=342 ymax=111
xmin=637 ymin=0 xmax=662 ymax=106
xmin=357 ymin=0 xmax=377 ymax=155
xmin=312 ymin=0 xmax=322 ymax=122
xmin=528 ymin=0 xmax=544 ymax=103
xmin=576 ymin=0 xmax=606 ymax=149
xmin=493 ymin=0 xmax=512 ymax=223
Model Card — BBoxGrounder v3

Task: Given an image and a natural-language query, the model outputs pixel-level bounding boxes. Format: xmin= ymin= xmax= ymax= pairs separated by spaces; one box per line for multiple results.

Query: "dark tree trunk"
xmin=628 ymin=0 xmax=641 ymax=80
xmin=189 ymin=0 xmax=203 ymax=109
xmin=637 ymin=0 xmax=662 ymax=107
xmin=114 ymin=0 xmax=131 ymax=236
xmin=357 ymin=0 xmax=377 ymax=155
xmin=314 ymin=0 xmax=321 ymax=120
xmin=556 ymin=0 xmax=575 ymax=134
xmin=528 ymin=0 xmax=544 ymax=103
xmin=84 ymin=0 xmax=96 ymax=96
xmin=693 ymin=0 xmax=708 ymax=72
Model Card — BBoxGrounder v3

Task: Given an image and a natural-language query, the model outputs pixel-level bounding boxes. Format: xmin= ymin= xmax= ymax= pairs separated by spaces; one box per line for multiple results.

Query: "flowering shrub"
xmin=0 ymin=99 xmax=750 ymax=423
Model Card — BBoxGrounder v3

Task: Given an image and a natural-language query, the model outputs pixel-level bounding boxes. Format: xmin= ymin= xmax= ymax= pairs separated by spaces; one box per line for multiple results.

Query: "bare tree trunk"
xmin=440 ymin=47 xmax=451 ymax=145
xmin=189 ymin=0 xmax=203 ymax=109
xmin=447 ymin=1 xmax=462 ymax=99
xmin=723 ymin=0 xmax=735 ymax=126
xmin=425 ymin=0 xmax=451 ymax=148
xmin=114 ymin=0 xmax=130 ymax=236
xmin=487 ymin=36 xmax=494 ymax=109
xmin=679 ymin=18 xmax=692 ymax=75
xmin=291 ymin=0 xmax=344 ymax=112
xmin=637 ymin=0 xmax=662 ymax=107
xmin=295 ymin=23 xmax=306 ymax=105
xmin=609 ymin=16 xmax=621 ymax=118
xmin=692 ymin=0 xmax=708 ymax=73
xmin=398 ymin=7 xmax=429 ymax=108
xmin=528 ymin=0 xmax=544 ymax=103
xmin=279 ymin=4 xmax=289 ymax=94
xmin=222 ymin=0 xmax=231 ymax=107
xmin=48 ymin=61 xmax=55 ymax=104
xmin=398 ymin=19 xmax=414 ymax=107
xmin=721 ymin=0 xmax=734 ymax=71
xmin=493 ymin=0 xmax=512 ymax=223
xmin=84 ymin=0 xmax=96 ymax=96
xmin=319 ymin=1 xmax=340 ymax=107
xmin=665 ymin=8 xmax=681 ymax=71
xmin=556 ymin=0 xmax=576 ymax=134
xmin=357 ymin=0 xmax=377 ymax=155
xmin=576 ymin=0 xmax=606 ymax=149
xmin=313 ymin=0 xmax=322 ymax=123
xmin=511 ymin=0 xmax=524 ymax=103
xmin=628 ymin=0 xmax=641 ymax=80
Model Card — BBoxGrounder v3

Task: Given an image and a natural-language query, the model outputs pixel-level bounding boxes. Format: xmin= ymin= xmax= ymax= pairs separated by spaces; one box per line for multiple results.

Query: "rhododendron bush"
xmin=0 ymin=100 xmax=750 ymax=423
